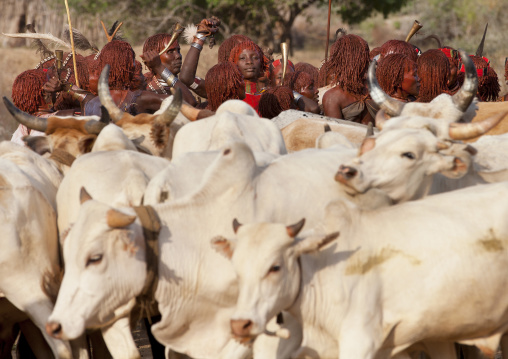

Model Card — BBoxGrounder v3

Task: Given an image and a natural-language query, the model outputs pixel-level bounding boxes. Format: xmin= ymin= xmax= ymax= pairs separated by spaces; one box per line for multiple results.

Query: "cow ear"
xmin=290 ymin=232 xmax=340 ymax=257
xmin=233 ymin=218 xmax=242 ymax=234
xmin=80 ymin=187 xmax=93 ymax=204
xmin=359 ymin=137 xmax=376 ymax=156
xmin=78 ymin=135 xmax=97 ymax=154
xmin=106 ymin=209 xmax=136 ymax=228
xmin=211 ymin=236 xmax=236 ymax=259
xmin=375 ymin=109 xmax=390 ymax=130
xmin=23 ymin=136 xmax=51 ymax=155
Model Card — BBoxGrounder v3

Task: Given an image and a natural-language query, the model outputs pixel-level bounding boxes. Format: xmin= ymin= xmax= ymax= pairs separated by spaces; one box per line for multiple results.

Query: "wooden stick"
xmin=324 ymin=0 xmax=332 ymax=80
xmin=64 ymin=0 xmax=79 ymax=87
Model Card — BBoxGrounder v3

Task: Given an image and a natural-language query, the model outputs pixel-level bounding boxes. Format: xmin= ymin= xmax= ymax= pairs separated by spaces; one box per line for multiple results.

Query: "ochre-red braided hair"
xmin=376 ymin=54 xmax=416 ymax=96
xmin=369 ymin=47 xmax=382 ymax=60
xmin=89 ymin=40 xmax=136 ymax=91
xmin=328 ymin=34 xmax=370 ymax=96
xmin=218 ymin=34 xmax=252 ymax=63
xmin=457 ymin=55 xmax=498 ymax=101
xmin=12 ymin=69 xmax=47 ymax=114
xmin=294 ymin=62 xmax=318 ymax=88
xmin=380 ymin=40 xmax=418 ymax=63
xmin=417 ymin=49 xmax=450 ymax=103
xmin=481 ymin=66 xmax=501 ymax=101
xmin=288 ymin=71 xmax=313 ymax=93
xmin=205 ymin=62 xmax=244 ymax=111
xmin=258 ymin=86 xmax=295 ymax=119
xmin=143 ymin=33 xmax=178 ymax=54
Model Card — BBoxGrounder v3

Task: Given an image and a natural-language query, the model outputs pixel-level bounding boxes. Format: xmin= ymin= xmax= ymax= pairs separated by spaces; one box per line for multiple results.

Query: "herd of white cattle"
xmin=3 ymin=51 xmax=508 ymax=359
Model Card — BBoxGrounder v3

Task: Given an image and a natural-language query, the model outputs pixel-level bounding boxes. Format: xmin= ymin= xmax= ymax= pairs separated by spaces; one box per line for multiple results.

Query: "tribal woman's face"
xmin=236 ymin=49 xmax=261 ymax=81
xmin=401 ymin=63 xmax=420 ymax=97
xmin=160 ymin=40 xmax=182 ymax=75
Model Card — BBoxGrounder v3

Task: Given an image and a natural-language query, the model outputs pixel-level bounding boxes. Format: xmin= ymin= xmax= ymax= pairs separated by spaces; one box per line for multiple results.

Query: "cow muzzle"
xmin=335 ymin=165 xmax=358 ymax=184
xmin=46 ymin=321 xmax=63 ymax=339
xmin=230 ymin=319 xmax=256 ymax=344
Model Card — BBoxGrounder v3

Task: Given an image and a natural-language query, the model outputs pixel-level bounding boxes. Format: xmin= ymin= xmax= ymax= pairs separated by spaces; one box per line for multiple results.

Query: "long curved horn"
xmin=98 ymin=64 xmax=124 ymax=122
xmin=475 ymin=23 xmax=488 ymax=57
xmin=368 ymin=60 xmax=405 ymax=117
xmin=405 ymin=20 xmax=422 ymax=42
xmin=451 ymin=50 xmax=478 ymax=113
xmin=159 ymin=23 xmax=184 ymax=56
xmin=83 ymin=119 xmax=107 ymax=134
xmin=281 ymin=42 xmax=289 ymax=85
xmin=157 ymin=87 xmax=182 ymax=125
xmin=449 ymin=111 xmax=507 ymax=140
xmin=2 ymin=96 xmax=48 ymax=132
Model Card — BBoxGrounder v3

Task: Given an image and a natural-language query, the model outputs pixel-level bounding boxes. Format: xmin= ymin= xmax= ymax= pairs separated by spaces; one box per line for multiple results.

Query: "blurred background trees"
xmin=0 ymin=0 xmax=506 ymax=80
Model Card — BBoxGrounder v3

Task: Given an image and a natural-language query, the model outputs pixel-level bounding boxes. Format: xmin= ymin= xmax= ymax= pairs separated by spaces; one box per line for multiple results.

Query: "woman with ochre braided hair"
xmin=228 ymin=40 xmax=268 ymax=114
xmin=141 ymin=33 xmax=197 ymax=105
xmin=204 ymin=61 xmax=245 ymax=111
xmin=457 ymin=55 xmax=499 ymax=102
xmin=376 ymin=53 xmax=420 ymax=103
xmin=322 ymin=34 xmax=376 ymax=124
xmin=417 ymin=49 xmax=449 ymax=103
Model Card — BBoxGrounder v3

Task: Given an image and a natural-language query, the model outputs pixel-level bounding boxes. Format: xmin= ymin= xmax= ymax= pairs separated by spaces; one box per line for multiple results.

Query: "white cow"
xmin=217 ymin=182 xmax=508 ymax=359
xmin=335 ymin=128 xmax=470 ymax=203
xmin=47 ymin=134 xmax=470 ymax=358
xmin=56 ymin=145 xmax=170 ymax=237
xmin=172 ymin=100 xmax=287 ymax=160
xmin=47 ymin=141 xmax=390 ymax=359
xmin=0 ymin=141 xmax=73 ymax=358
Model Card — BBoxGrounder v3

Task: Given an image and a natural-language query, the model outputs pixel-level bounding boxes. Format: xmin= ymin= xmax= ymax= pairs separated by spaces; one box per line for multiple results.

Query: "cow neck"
xmin=49 ymin=149 xmax=76 ymax=168
xmin=133 ymin=205 xmax=161 ymax=321
xmin=288 ymin=257 xmax=304 ymax=313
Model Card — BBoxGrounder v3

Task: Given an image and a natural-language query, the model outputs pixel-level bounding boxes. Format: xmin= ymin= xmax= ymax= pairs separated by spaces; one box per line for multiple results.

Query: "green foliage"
xmin=332 ymin=0 xmax=409 ymax=24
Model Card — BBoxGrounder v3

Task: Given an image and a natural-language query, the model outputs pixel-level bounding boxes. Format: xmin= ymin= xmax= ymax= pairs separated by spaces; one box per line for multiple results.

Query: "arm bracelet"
xmin=190 ymin=77 xmax=202 ymax=90
xmin=191 ymin=42 xmax=203 ymax=51
xmin=293 ymin=91 xmax=303 ymax=104
xmin=195 ymin=33 xmax=207 ymax=40
xmin=160 ymin=68 xmax=178 ymax=87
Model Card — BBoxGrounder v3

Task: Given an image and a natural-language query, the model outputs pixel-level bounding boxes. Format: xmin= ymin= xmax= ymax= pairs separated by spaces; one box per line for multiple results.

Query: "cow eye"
xmin=401 ymin=152 xmax=416 ymax=160
xmin=268 ymin=265 xmax=281 ymax=274
xmin=86 ymin=254 xmax=103 ymax=267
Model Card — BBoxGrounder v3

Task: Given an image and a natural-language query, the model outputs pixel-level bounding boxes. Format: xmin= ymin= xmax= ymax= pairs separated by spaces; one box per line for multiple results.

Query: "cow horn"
xmin=98 ymin=64 xmax=125 ymax=122
xmin=106 ymin=208 xmax=136 ymax=228
xmin=366 ymin=122 xmax=374 ymax=137
xmin=286 ymin=218 xmax=305 ymax=238
xmin=3 ymin=96 xmax=48 ymax=132
xmin=157 ymin=87 xmax=182 ymax=125
xmin=451 ymin=50 xmax=478 ymax=113
xmin=368 ymin=60 xmax=405 ymax=117
xmin=83 ymin=119 xmax=108 ymax=134
xmin=475 ymin=23 xmax=488 ymax=57
xmin=232 ymin=218 xmax=242 ymax=234
xmin=448 ymin=111 xmax=507 ymax=140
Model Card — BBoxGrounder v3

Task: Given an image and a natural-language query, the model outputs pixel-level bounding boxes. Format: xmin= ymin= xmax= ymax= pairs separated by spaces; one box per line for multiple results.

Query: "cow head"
xmin=98 ymin=65 xmax=182 ymax=156
xmin=211 ymin=219 xmax=338 ymax=343
xmin=3 ymin=96 xmax=107 ymax=158
xmin=47 ymin=188 xmax=146 ymax=340
xmin=335 ymin=129 xmax=469 ymax=203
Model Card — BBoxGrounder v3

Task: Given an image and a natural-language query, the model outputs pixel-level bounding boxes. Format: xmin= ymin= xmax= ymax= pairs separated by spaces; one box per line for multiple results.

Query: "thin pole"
xmin=64 ymin=0 xmax=79 ymax=87
xmin=325 ymin=0 xmax=332 ymax=62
